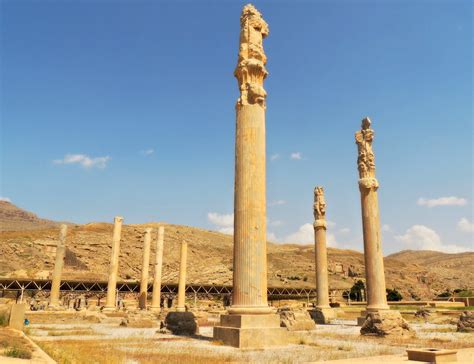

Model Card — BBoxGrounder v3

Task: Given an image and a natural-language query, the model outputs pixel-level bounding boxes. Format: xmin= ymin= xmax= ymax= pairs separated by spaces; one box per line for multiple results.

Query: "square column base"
xmin=213 ymin=314 xmax=288 ymax=349
xmin=310 ymin=307 xmax=336 ymax=324
xmin=360 ymin=310 xmax=413 ymax=336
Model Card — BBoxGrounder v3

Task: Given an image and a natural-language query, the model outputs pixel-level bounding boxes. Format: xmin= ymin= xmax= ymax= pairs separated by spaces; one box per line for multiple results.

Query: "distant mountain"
xmin=0 ymin=202 xmax=472 ymax=300
xmin=0 ymin=201 xmax=61 ymax=231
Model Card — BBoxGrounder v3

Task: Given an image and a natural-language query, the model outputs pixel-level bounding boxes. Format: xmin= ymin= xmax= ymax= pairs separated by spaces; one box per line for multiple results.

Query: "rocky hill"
xmin=0 ymin=202 xmax=472 ymax=300
xmin=0 ymin=201 xmax=60 ymax=231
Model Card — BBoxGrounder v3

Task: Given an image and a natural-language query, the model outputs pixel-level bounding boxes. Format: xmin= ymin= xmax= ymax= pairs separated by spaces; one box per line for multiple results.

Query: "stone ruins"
xmin=213 ymin=4 xmax=287 ymax=349
xmin=355 ymin=118 xmax=412 ymax=336
xmin=48 ymin=224 xmax=67 ymax=309
xmin=103 ymin=216 xmax=123 ymax=312
xmin=311 ymin=187 xmax=335 ymax=324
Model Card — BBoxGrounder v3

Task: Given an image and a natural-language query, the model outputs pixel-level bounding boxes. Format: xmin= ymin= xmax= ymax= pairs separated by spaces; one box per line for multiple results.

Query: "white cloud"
xmin=395 ymin=224 xmax=469 ymax=253
xmin=0 ymin=196 xmax=11 ymax=202
xmin=53 ymin=154 xmax=110 ymax=169
xmin=284 ymin=223 xmax=313 ymax=244
xmin=417 ymin=196 xmax=467 ymax=208
xmin=327 ymin=220 xmax=336 ymax=228
xmin=290 ymin=152 xmax=302 ymax=160
xmin=269 ymin=200 xmax=286 ymax=206
xmin=267 ymin=232 xmax=278 ymax=242
xmin=457 ymin=218 xmax=474 ymax=233
xmin=382 ymin=224 xmax=392 ymax=233
xmin=268 ymin=219 xmax=283 ymax=227
xmin=207 ymin=212 xmax=234 ymax=234
xmin=338 ymin=228 xmax=350 ymax=234
xmin=270 ymin=154 xmax=280 ymax=161
xmin=141 ymin=148 xmax=154 ymax=156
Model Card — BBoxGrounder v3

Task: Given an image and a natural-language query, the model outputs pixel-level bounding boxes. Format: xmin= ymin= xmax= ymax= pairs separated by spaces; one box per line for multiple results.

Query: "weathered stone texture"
xmin=457 ymin=311 xmax=474 ymax=332
xmin=360 ymin=310 xmax=413 ymax=337
xmin=165 ymin=311 xmax=198 ymax=336
xmin=279 ymin=308 xmax=315 ymax=331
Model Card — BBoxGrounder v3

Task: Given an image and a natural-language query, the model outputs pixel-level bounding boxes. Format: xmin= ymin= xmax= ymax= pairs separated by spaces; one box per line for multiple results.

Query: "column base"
xmin=102 ymin=306 xmax=117 ymax=313
xmin=310 ymin=307 xmax=336 ymax=324
xmin=360 ymin=309 xmax=413 ymax=336
xmin=213 ymin=314 xmax=288 ymax=348
xmin=149 ymin=306 xmax=161 ymax=313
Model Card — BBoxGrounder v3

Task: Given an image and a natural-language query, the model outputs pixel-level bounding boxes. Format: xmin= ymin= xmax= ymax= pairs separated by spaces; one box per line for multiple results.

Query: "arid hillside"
xmin=0 ymin=202 xmax=472 ymax=300
xmin=0 ymin=201 xmax=61 ymax=231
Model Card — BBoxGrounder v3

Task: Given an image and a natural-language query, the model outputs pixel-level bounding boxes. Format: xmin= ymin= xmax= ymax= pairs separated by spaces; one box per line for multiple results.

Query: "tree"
xmin=386 ymin=288 xmax=403 ymax=301
xmin=350 ymin=280 xmax=366 ymax=301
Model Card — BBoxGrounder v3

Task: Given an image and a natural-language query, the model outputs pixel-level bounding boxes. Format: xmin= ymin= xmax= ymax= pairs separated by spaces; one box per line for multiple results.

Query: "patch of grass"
xmin=0 ymin=312 xmax=8 ymax=327
xmin=4 ymin=346 xmax=33 ymax=359
xmin=48 ymin=329 xmax=95 ymax=336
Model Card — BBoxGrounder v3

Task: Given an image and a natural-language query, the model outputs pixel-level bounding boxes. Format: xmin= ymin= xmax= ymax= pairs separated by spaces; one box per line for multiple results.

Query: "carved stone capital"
xmin=358 ymin=177 xmax=379 ymax=191
xmin=314 ymin=220 xmax=327 ymax=230
xmin=235 ymin=4 xmax=269 ymax=109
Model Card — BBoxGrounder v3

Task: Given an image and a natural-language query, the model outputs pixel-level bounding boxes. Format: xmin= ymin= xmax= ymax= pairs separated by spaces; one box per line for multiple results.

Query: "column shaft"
xmin=151 ymin=226 xmax=165 ymax=310
xmin=360 ymin=187 xmax=388 ymax=310
xmin=315 ymin=226 xmax=330 ymax=308
xmin=50 ymin=224 xmax=68 ymax=307
xmin=230 ymin=104 xmax=270 ymax=314
xmin=104 ymin=216 xmax=123 ymax=309
xmin=139 ymin=228 xmax=152 ymax=309
xmin=176 ymin=241 xmax=187 ymax=312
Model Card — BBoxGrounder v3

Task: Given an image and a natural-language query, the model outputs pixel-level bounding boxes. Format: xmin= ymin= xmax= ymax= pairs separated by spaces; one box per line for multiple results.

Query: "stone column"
xmin=150 ymin=226 xmax=165 ymax=311
xmin=176 ymin=240 xmax=187 ymax=312
xmin=355 ymin=118 xmax=411 ymax=336
xmin=49 ymin=224 xmax=68 ymax=308
xmin=355 ymin=118 xmax=389 ymax=312
xmin=214 ymin=4 xmax=285 ymax=348
xmin=139 ymin=228 xmax=152 ymax=310
xmin=312 ymin=187 xmax=335 ymax=324
xmin=103 ymin=216 xmax=123 ymax=311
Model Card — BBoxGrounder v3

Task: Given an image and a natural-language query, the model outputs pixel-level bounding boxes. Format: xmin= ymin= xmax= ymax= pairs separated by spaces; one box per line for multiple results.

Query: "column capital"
xmin=313 ymin=220 xmax=327 ymax=230
xmin=358 ymin=177 xmax=379 ymax=191
xmin=235 ymin=4 xmax=269 ymax=109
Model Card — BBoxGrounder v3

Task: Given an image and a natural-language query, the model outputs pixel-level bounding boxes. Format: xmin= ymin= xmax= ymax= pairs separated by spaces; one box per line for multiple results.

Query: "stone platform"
xmin=213 ymin=314 xmax=288 ymax=349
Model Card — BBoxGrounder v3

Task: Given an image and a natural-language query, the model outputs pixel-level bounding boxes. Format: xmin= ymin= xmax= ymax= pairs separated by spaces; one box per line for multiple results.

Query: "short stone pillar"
xmin=150 ymin=226 xmax=165 ymax=312
xmin=176 ymin=240 xmax=188 ymax=312
xmin=355 ymin=118 xmax=411 ymax=336
xmin=213 ymin=4 xmax=286 ymax=349
xmin=312 ymin=187 xmax=335 ymax=324
xmin=103 ymin=216 xmax=123 ymax=311
xmin=139 ymin=228 xmax=152 ymax=310
xmin=49 ymin=224 xmax=68 ymax=308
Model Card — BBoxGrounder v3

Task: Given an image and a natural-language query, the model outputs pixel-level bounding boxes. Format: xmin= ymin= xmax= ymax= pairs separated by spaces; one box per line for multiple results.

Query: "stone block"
xmin=279 ymin=308 xmax=316 ymax=331
xmin=360 ymin=310 xmax=413 ymax=337
xmin=407 ymin=348 xmax=457 ymax=363
xmin=9 ymin=303 xmax=27 ymax=331
xmin=213 ymin=313 xmax=289 ymax=348
xmin=165 ymin=311 xmax=198 ymax=336
xmin=309 ymin=308 xmax=336 ymax=325
xmin=457 ymin=311 xmax=474 ymax=332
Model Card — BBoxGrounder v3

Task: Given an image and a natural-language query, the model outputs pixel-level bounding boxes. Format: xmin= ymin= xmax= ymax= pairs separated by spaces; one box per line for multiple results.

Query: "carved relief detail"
xmin=235 ymin=4 xmax=269 ymax=109
xmin=355 ymin=117 xmax=376 ymax=179
xmin=313 ymin=186 xmax=327 ymax=229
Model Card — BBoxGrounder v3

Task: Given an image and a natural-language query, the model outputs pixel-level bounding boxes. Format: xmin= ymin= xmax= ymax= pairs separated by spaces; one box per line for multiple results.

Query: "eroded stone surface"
xmin=457 ymin=311 xmax=474 ymax=332
xmin=279 ymin=308 xmax=316 ymax=331
xmin=165 ymin=311 xmax=198 ymax=336
xmin=360 ymin=310 xmax=413 ymax=337
xmin=120 ymin=311 xmax=159 ymax=328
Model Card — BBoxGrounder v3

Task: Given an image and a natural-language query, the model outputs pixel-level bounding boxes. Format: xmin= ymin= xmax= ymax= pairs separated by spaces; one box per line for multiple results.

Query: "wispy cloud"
xmin=290 ymin=152 xmax=302 ymax=160
xmin=53 ymin=154 xmax=110 ymax=169
xmin=283 ymin=222 xmax=338 ymax=247
xmin=268 ymin=219 xmax=283 ymax=227
xmin=417 ymin=196 xmax=467 ymax=208
xmin=269 ymin=199 xmax=286 ymax=206
xmin=457 ymin=218 xmax=474 ymax=233
xmin=0 ymin=196 xmax=11 ymax=202
xmin=207 ymin=212 xmax=234 ymax=235
xmin=395 ymin=224 xmax=469 ymax=253
xmin=140 ymin=148 xmax=154 ymax=156
xmin=270 ymin=153 xmax=280 ymax=161
xmin=382 ymin=224 xmax=392 ymax=233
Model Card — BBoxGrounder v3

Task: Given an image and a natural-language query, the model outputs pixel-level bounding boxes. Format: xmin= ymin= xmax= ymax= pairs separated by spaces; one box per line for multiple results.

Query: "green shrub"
xmin=386 ymin=288 xmax=403 ymax=301
xmin=0 ymin=312 xmax=8 ymax=327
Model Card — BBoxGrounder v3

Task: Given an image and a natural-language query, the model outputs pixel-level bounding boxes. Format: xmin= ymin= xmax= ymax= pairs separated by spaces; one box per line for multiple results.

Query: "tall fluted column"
xmin=104 ymin=216 xmax=123 ymax=311
xmin=228 ymin=3 xmax=271 ymax=316
xmin=49 ymin=224 xmax=68 ymax=308
xmin=313 ymin=187 xmax=330 ymax=309
xmin=355 ymin=118 xmax=389 ymax=312
xmin=150 ymin=226 xmax=165 ymax=311
xmin=214 ymin=5 xmax=285 ymax=349
xmin=139 ymin=228 xmax=152 ymax=310
xmin=176 ymin=240 xmax=188 ymax=312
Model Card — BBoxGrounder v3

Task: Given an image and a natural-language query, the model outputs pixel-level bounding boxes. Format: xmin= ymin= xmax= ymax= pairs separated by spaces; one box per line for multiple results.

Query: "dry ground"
xmin=24 ymin=316 xmax=474 ymax=364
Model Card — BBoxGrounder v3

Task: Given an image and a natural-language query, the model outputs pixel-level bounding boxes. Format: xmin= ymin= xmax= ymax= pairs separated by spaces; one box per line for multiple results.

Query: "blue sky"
xmin=1 ymin=0 xmax=472 ymax=254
